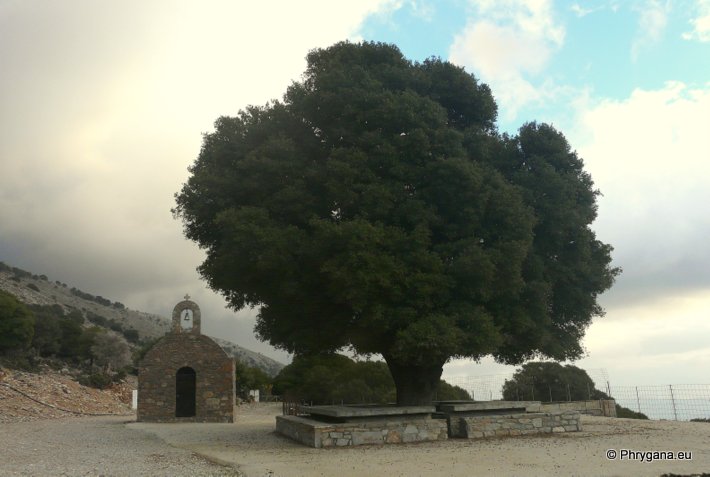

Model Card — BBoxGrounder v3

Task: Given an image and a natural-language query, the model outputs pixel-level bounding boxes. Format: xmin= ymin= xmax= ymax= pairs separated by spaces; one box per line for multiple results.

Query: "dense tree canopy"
xmin=272 ymin=353 xmax=469 ymax=404
xmin=235 ymin=359 xmax=272 ymax=400
xmin=502 ymin=361 xmax=606 ymax=402
xmin=502 ymin=361 xmax=648 ymax=419
xmin=91 ymin=331 xmax=132 ymax=372
xmin=0 ymin=290 xmax=35 ymax=353
xmin=174 ymin=41 xmax=619 ymax=405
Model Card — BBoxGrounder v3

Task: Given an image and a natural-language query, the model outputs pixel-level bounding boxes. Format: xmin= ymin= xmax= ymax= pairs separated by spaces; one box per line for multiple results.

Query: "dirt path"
xmin=1 ymin=414 xmax=241 ymax=476
xmin=3 ymin=400 xmax=709 ymax=476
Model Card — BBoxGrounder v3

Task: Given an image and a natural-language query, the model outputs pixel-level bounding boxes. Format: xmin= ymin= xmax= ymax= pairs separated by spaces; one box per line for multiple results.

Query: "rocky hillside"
xmin=0 ymin=366 xmax=134 ymax=423
xmin=0 ymin=262 xmax=284 ymax=376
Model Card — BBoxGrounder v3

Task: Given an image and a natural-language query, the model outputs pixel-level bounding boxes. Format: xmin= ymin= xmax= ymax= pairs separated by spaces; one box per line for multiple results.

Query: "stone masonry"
xmin=539 ymin=399 xmax=617 ymax=417
xmin=438 ymin=401 xmax=582 ymax=439
xmin=451 ymin=411 xmax=581 ymax=438
xmin=276 ymin=414 xmax=448 ymax=448
xmin=137 ymin=297 xmax=235 ymax=422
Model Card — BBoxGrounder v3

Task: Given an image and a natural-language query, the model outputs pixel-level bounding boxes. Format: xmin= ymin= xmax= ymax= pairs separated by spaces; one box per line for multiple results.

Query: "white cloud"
xmin=0 ymin=0 xmax=392 ymax=359
xmin=631 ymin=0 xmax=670 ymax=60
xmin=571 ymin=3 xmax=594 ymax=17
xmin=682 ymin=0 xmax=710 ymax=41
xmin=448 ymin=0 xmax=564 ymax=119
xmin=408 ymin=0 xmax=436 ymax=21
xmin=577 ymin=289 xmax=710 ymax=385
xmin=568 ymin=80 xmax=710 ymax=316
xmin=468 ymin=0 xmax=564 ymax=44
xmin=443 ymin=82 xmax=710 ymax=388
xmin=443 ymin=288 xmax=710 ymax=387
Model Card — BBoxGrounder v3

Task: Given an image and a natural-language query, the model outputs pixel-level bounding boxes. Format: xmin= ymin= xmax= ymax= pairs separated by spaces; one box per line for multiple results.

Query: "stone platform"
xmin=276 ymin=405 xmax=448 ymax=448
xmin=276 ymin=401 xmax=582 ymax=447
xmin=436 ymin=401 xmax=581 ymax=439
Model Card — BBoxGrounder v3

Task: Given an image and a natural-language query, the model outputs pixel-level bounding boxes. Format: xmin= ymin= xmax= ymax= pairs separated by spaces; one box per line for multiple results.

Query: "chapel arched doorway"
xmin=176 ymin=367 xmax=196 ymax=417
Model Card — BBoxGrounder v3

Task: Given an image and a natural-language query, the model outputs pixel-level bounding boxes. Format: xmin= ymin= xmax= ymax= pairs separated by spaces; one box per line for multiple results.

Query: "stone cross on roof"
xmin=184 ymin=294 xmax=191 ymax=301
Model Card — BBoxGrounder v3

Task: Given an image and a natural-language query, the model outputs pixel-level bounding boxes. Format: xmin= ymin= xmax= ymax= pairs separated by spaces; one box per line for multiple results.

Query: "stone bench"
xmin=276 ymin=402 xmax=582 ymax=447
xmin=435 ymin=401 xmax=581 ymax=438
xmin=451 ymin=411 xmax=582 ymax=438
xmin=437 ymin=400 xmax=542 ymax=414
xmin=276 ymin=405 xmax=448 ymax=447
xmin=303 ymin=405 xmax=436 ymax=422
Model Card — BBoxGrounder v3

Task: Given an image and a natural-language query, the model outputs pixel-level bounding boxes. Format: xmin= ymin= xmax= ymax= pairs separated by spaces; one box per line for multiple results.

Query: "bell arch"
xmin=172 ymin=294 xmax=201 ymax=334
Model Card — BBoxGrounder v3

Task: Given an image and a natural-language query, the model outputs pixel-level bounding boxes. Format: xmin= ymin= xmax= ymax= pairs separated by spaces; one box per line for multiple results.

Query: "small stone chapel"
xmin=137 ymin=296 xmax=235 ymax=422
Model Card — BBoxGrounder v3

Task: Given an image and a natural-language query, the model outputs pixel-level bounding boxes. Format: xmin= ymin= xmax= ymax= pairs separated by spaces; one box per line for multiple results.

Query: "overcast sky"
xmin=2 ymin=0 xmax=709 ymax=386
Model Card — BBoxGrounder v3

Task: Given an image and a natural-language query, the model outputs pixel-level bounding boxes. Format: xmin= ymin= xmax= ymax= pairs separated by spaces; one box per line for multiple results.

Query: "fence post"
xmin=669 ymin=385 xmax=678 ymax=421
xmin=587 ymin=383 xmax=591 ymax=400
xmin=549 ymin=385 xmax=552 ymax=403
xmin=606 ymin=381 xmax=611 ymax=397
xmin=635 ymin=387 xmax=641 ymax=413
xmin=567 ymin=383 xmax=571 ymax=402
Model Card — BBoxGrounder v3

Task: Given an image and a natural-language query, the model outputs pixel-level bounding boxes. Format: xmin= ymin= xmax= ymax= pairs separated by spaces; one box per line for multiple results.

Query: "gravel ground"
xmin=3 ymin=404 xmax=710 ymax=476
xmin=135 ymin=404 xmax=710 ymax=477
xmin=0 ymin=414 xmax=241 ymax=476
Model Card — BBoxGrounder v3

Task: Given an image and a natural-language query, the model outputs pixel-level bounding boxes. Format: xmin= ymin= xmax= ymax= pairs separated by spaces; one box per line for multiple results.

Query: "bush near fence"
xmin=445 ymin=372 xmax=710 ymax=421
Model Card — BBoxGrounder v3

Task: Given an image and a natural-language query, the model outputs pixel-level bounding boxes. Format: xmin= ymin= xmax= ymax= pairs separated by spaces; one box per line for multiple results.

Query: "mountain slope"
xmin=0 ymin=262 xmax=284 ymax=376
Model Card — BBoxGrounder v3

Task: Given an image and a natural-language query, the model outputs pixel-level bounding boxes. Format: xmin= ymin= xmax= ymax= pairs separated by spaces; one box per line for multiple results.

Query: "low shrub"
xmin=78 ymin=372 xmax=112 ymax=389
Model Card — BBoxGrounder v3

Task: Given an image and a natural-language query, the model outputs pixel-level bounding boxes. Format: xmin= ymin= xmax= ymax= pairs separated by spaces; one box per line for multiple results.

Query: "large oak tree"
xmin=174 ymin=42 xmax=619 ymax=405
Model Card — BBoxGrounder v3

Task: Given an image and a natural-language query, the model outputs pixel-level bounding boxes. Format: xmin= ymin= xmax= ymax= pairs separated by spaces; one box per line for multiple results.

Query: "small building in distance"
xmin=137 ymin=296 xmax=235 ymax=422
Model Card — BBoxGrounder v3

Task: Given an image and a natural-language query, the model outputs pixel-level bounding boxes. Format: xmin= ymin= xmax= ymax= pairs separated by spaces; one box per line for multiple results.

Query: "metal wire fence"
xmin=607 ymin=384 xmax=710 ymax=421
xmin=444 ymin=371 xmax=710 ymax=421
xmin=445 ymin=370 xmax=611 ymax=401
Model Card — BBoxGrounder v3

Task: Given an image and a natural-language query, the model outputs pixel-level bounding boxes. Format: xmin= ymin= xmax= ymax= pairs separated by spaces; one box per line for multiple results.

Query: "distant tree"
xmin=174 ymin=41 xmax=619 ymax=405
xmin=26 ymin=283 xmax=40 ymax=292
xmin=273 ymin=354 xmax=392 ymax=404
xmin=502 ymin=362 xmax=649 ymax=419
xmin=122 ymin=328 xmax=139 ymax=344
xmin=502 ymin=362 xmax=603 ymax=402
xmin=29 ymin=305 xmax=63 ymax=356
xmin=56 ymin=312 xmax=97 ymax=362
xmin=615 ymin=406 xmax=648 ymax=420
xmin=107 ymin=319 xmax=124 ymax=333
xmin=57 ymin=316 xmax=84 ymax=359
xmin=11 ymin=267 xmax=32 ymax=279
xmin=94 ymin=295 xmax=111 ymax=307
xmin=65 ymin=309 xmax=84 ymax=324
xmin=86 ymin=311 xmax=109 ymax=327
xmin=0 ymin=290 xmax=35 ymax=353
xmin=273 ymin=353 xmax=468 ymax=404
xmin=435 ymin=381 xmax=471 ymax=401
xmin=234 ymin=360 xmax=272 ymax=400
xmin=91 ymin=331 xmax=132 ymax=373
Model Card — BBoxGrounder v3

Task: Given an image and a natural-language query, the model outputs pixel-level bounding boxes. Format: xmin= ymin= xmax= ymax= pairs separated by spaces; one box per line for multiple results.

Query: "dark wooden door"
xmin=175 ymin=367 xmax=196 ymax=417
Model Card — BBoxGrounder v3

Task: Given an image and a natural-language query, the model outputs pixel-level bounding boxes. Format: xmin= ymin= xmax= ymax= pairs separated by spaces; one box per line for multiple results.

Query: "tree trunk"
xmin=384 ymin=356 xmax=444 ymax=406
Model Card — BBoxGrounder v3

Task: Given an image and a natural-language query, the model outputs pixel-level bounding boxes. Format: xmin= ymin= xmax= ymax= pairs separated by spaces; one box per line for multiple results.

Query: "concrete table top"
xmin=437 ymin=401 xmax=542 ymax=413
xmin=303 ymin=405 xmax=436 ymax=418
